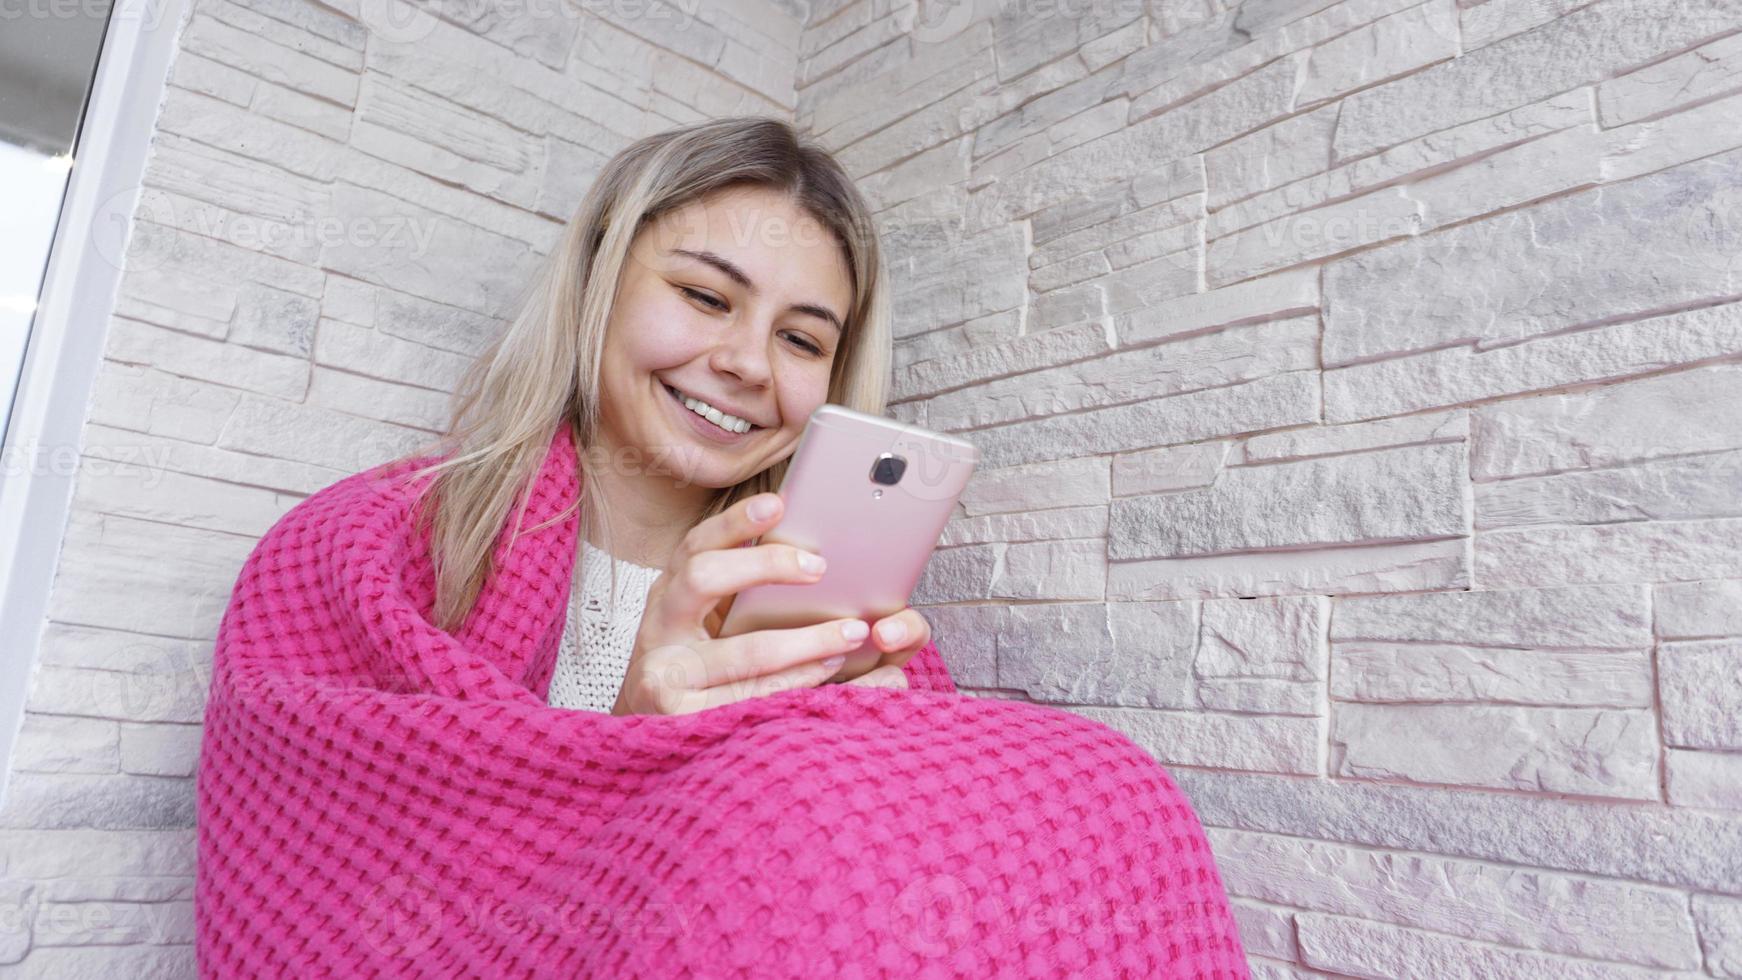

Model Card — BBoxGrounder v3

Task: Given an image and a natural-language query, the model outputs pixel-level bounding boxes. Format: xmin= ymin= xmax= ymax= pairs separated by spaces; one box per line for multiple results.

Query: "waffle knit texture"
xmin=546 ymin=540 xmax=662 ymax=713
xmin=194 ymin=420 xmax=1249 ymax=977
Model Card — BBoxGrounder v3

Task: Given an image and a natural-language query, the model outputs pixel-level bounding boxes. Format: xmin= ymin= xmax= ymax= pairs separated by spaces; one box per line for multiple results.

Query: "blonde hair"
xmin=394 ymin=115 xmax=894 ymax=633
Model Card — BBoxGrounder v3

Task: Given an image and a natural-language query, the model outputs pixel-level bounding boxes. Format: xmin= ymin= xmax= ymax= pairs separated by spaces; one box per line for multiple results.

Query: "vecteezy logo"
xmin=889 ymin=872 xmax=973 ymax=957
xmin=359 ymin=872 xmax=445 ymax=958
xmin=357 ymin=0 xmax=440 ymax=44
xmin=90 ymin=187 xmax=177 ymax=274
xmin=898 ymin=0 xmax=976 ymax=45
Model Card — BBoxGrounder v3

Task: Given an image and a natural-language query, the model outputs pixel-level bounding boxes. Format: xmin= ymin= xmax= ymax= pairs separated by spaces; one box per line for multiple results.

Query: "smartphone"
xmin=717 ymin=404 xmax=980 ymax=684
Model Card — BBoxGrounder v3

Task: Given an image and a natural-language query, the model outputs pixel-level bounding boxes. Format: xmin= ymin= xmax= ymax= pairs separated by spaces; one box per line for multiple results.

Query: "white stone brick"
xmin=892 ymin=224 xmax=1028 ymax=338
xmin=1332 ymin=0 xmax=1740 ymax=160
xmin=1661 ymin=640 xmax=1742 ymax=750
xmin=1112 ymin=441 xmax=1231 ymax=496
xmin=1323 ymin=146 xmax=1742 ymax=366
xmin=893 ymin=311 xmax=1023 ymax=371
xmin=1476 ymin=518 xmax=1742 ymax=589
xmin=1176 ymin=769 xmax=1742 ymax=891
xmin=252 ymin=81 xmax=351 ymax=143
xmin=306 ymin=368 xmax=450 ymax=432
xmin=859 ymin=136 xmax=972 ymax=213
xmin=1110 ymin=538 xmax=1469 ymax=601
xmin=143 ymin=134 xmax=329 ymax=243
xmin=312 ymin=318 xmax=473 ymax=392
xmin=1210 ymin=88 xmax=1593 ymax=239
xmin=180 ymin=13 xmax=358 ymax=106
xmin=1327 ymin=299 xmax=1742 ymax=422
xmin=70 ymin=455 xmax=295 ymax=539
xmin=1295 ymin=0 xmax=1459 ymax=107
xmin=1242 ymin=411 xmax=1467 ymax=464
xmin=106 ymin=318 xmax=308 ymax=402
xmin=1199 ymin=678 xmax=1323 ymax=716
xmin=1332 ymin=583 xmax=1650 ymax=649
xmin=1207 ymin=183 xmax=1423 ymax=287
xmin=1110 ymin=443 xmax=1467 ymax=559
xmin=0 ymin=773 xmax=195 ymax=831
xmin=45 ymin=512 xmax=253 ymax=643
xmin=1657 ymin=580 xmax=1742 ymax=639
xmin=959 ymin=456 xmax=1109 ymax=516
xmin=1696 ymin=894 xmax=1742 ymax=978
xmin=999 ymin=601 xmax=1197 ymax=708
xmin=1458 ymin=0 xmax=1594 ymax=50
xmin=970 ymin=60 xmax=1247 ymax=226
xmin=204 ymin=0 xmax=364 ymax=67
xmin=1025 ymin=282 xmax=1105 ymax=335
xmin=87 ymin=365 xmax=239 ymax=444
xmin=1603 ymin=87 xmax=1742 ymax=184
xmin=1032 ymin=193 xmax=1200 ymax=271
xmin=1471 ymin=363 xmax=1742 ymax=480
xmin=34 ymin=898 xmax=193 ymax=946
xmin=317 ymin=183 xmax=540 ymax=320
xmin=1298 ymin=912 xmax=1698 ymax=978
xmin=1332 ymin=702 xmax=1660 ymax=799
xmin=1229 ymin=900 xmax=1298 ymax=961
xmin=903 ymin=604 xmax=998 ymax=688
xmin=167 ymin=50 xmax=256 ymax=106
xmin=1667 ymin=750 xmax=1742 ymax=809
xmin=1124 ymin=0 xmax=1421 ymax=121
xmin=216 ymin=393 xmax=432 ymax=474
xmin=1199 ymin=596 xmax=1328 ymax=680
xmin=989 ymin=539 xmax=1106 ymax=601
xmin=1204 ymin=105 xmax=1337 ymax=210
xmin=938 ymin=504 xmax=1109 ymax=547
xmin=1479 ymin=449 xmax=1742 ymax=529
xmin=1113 ymin=265 xmax=1319 ymax=347
xmin=81 ymin=423 xmax=343 ymax=497
xmin=230 ymin=282 xmax=318 ymax=358
xmin=156 ymin=87 xmax=347 ymax=184
xmin=973 ymin=371 xmax=1319 ymax=468
xmin=4 ymin=943 xmax=198 ymax=977
xmin=11 ymin=716 xmax=119 ymax=775
xmin=119 ymin=724 xmax=203 ymax=778
xmin=350 ymin=73 xmax=543 ymax=210
xmin=1332 ymin=644 xmax=1652 ymax=707
xmin=1070 ymin=706 xmax=1323 ymax=774
xmin=1600 ymin=30 xmax=1742 ymax=127
xmin=923 ymin=316 xmax=1315 ymax=431
xmin=1210 ymin=828 xmax=1699 ymax=967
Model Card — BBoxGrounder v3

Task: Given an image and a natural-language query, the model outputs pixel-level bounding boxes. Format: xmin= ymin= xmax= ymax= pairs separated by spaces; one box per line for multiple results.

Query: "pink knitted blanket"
xmin=194 ymin=422 xmax=1248 ymax=977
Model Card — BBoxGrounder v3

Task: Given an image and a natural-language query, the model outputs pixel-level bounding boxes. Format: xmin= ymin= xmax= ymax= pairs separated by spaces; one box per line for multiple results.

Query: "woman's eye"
xmin=785 ymin=333 xmax=823 ymax=356
xmin=679 ymin=286 xmax=726 ymax=311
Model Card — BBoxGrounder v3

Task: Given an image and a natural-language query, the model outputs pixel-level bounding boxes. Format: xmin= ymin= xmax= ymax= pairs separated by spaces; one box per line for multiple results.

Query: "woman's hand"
xmin=838 ymin=608 xmax=930 ymax=690
xmin=611 ymin=491 xmax=877 ymax=716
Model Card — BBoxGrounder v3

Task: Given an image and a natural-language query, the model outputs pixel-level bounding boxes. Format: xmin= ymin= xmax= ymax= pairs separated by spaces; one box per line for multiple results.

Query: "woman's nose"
xmin=708 ymin=320 xmax=774 ymax=387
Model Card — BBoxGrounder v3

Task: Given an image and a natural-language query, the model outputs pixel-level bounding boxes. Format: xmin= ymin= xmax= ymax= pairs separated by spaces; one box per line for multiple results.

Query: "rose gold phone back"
xmin=725 ymin=404 xmax=979 ymax=636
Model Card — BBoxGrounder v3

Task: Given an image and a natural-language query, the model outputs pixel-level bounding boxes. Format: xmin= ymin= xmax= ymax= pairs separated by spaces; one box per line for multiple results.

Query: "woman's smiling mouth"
xmin=662 ymin=381 xmax=763 ymax=443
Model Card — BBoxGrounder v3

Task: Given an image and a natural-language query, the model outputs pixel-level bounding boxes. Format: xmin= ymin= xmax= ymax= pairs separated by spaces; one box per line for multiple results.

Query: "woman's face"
xmin=596 ymin=185 xmax=854 ymax=492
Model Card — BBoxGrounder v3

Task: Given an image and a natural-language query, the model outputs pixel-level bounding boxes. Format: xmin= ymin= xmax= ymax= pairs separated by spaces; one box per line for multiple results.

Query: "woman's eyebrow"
xmin=670 ymin=247 xmax=844 ymax=335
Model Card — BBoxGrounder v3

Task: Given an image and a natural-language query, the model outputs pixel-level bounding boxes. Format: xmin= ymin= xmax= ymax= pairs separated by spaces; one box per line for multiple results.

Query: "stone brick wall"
xmin=0 ymin=0 xmax=803 ymax=973
xmin=9 ymin=0 xmax=1741 ymax=974
xmin=793 ymin=0 xmax=1742 ymax=975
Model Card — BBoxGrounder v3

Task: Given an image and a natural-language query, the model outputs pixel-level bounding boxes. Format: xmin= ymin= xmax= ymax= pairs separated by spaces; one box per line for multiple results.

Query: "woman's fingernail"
xmin=841 ymin=619 xmax=869 ymax=642
xmin=800 ymin=552 xmax=827 ymax=575
xmin=877 ymin=620 xmax=907 ymax=646
xmin=822 ymin=654 xmax=847 ymax=671
xmin=749 ymin=496 xmax=777 ymax=521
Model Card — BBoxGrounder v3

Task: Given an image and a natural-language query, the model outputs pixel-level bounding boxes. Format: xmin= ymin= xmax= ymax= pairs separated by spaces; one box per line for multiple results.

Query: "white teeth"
xmin=670 ymin=386 xmax=752 ymax=434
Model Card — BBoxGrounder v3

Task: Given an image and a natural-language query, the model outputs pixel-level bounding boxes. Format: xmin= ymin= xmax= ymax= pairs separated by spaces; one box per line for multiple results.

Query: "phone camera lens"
xmin=870 ymin=453 xmax=906 ymax=486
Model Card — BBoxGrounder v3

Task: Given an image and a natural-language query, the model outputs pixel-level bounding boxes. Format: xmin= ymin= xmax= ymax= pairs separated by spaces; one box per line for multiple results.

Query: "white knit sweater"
xmin=547 ymin=539 xmax=663 ymax=713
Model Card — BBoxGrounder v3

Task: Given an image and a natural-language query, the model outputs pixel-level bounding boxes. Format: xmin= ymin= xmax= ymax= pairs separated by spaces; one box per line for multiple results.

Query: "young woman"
xmin=195 ymin=115 xmax=1248 ymax=976
xmin=405 ymin=116 xmax=935 ymax=715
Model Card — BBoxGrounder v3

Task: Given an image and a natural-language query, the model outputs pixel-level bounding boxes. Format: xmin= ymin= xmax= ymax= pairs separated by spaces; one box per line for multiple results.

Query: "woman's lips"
xmin=663 ymin=381 xmax=754 ymax=445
